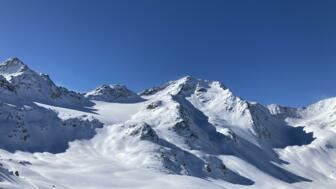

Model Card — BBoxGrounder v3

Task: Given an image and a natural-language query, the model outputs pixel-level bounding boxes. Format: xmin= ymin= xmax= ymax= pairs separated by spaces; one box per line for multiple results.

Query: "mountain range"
xmin=0 ymin=58 xmax=335 ymax=189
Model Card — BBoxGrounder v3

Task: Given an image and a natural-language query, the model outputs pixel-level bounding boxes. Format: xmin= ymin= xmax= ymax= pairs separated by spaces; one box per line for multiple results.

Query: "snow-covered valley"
xmin=0 ymin=58 xmax=335 ymax=189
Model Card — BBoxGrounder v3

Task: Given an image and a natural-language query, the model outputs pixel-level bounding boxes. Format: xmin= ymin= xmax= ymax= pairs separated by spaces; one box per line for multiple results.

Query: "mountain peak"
xmin=2 ymin=57 xmax=28 ymax=69
xmin=94 ymin=84 xmax=131 ymax=93
xmin=173 ymin=75 xmax=198 ymax=85
xmin=0 ymin=58 xmax=87 ymax=105
xmin=177 ymin=75 xmax=195 ymax=82
xmin=86 ymin=84 xmax=143 ymax=103
xmin=140 ymin=76 xmax=228 ymax=97
xmin=0 ymin=57 xmax=32 ymax=79
xmin=172 ymin=76 xmax=227 ymax=90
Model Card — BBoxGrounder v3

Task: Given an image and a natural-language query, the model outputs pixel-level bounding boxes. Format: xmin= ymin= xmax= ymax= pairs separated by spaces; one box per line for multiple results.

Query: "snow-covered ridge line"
xmin=0 ymin=58 xmax=335 ymax=189
xmin=2 ymin=58 xmax=334 ymax=110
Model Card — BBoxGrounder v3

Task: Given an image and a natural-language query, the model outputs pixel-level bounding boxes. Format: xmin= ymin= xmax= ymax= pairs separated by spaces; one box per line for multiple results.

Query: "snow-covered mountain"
xmin=0 ymin=58 xmax=89 ymax=107
xmin=0 ymin=58 xmax=335 ymax=189
xmin=85 ymin=84 xmax=143 ymax=103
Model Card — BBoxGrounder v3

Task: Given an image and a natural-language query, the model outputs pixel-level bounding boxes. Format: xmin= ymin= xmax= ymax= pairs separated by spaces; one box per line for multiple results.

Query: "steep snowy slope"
xmin=270 ymin=98 xmax=336 ymax=189
xmin=136 ymin=76 xmax=315 ymax=186
xmin=0 ymin=58 xmax=335 ymax=189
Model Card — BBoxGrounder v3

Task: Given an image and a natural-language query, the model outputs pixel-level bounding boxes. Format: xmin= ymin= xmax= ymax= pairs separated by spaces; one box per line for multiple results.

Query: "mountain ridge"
xmin=0 ymin=58 xmax=335 ymax=189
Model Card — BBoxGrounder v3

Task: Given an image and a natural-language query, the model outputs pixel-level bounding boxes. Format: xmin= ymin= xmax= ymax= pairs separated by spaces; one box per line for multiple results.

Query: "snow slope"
xmin=0 ymin=58 xmax=335 ymax=189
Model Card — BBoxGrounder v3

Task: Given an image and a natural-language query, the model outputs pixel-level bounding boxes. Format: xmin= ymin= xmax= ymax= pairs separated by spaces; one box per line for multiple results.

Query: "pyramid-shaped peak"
xmin=140 ymin=76 xmax=228 ymax=96
xmin=2 ymin=57 xmax=27 ymax=68
xmin=171 ymin=76 xmax=228 ymax=92
xmin=173 ymin=76 xmax=226 ymax=87
xmin=174 ymin=75 xmax=198 ymax=84
xmin=0 ymin=57 xmax=32 ymax=77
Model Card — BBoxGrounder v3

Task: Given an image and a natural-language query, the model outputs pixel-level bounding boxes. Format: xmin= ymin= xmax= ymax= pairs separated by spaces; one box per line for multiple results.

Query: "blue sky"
xmin=0 ymin=0 xmax=335 ymax=107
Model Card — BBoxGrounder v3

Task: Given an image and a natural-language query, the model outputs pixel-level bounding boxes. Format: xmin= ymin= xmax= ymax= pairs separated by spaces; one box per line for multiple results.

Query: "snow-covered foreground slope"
xmin=0 ymin=58 xmax=335 ymax=189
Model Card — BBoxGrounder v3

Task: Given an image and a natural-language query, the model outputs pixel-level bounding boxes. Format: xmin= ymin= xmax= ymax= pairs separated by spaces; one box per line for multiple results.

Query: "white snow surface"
xmin=0 ymin=59 xmax=335 ymax=189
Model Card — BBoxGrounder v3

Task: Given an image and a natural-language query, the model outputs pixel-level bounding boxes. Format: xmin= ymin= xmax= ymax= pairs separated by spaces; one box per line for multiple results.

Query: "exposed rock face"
xmin=85 ymin=84 xmax=143 ymax=103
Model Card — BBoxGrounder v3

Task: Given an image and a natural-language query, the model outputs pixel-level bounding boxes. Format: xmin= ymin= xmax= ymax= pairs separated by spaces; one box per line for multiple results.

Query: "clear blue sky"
xmin=0 ymin=0 xmax=335 ymax=107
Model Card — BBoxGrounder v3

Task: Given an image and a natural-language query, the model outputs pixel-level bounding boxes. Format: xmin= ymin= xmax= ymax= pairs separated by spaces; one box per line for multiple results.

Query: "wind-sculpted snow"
xmin=0 ymin=59 xmax=334 ymax=189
